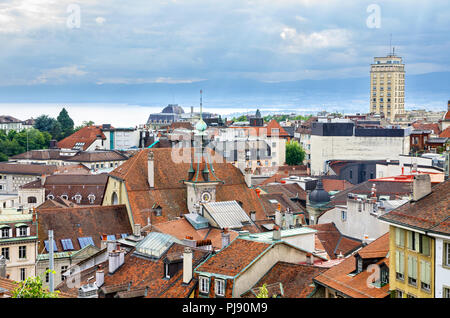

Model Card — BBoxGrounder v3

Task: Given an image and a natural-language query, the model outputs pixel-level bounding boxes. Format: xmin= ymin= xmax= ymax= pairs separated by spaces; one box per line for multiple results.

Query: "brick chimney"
xmin=183 ymin=247 xmax=193 ymax=284
xmin=412 ymin=174 xmax=431 ymax=201
xmin=147 ymin=150 xmax=154 ymax=188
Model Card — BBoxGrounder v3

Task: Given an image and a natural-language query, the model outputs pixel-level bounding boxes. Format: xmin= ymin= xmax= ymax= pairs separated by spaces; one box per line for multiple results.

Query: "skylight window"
xmin=78 ymin=237 xmax=95 ymax=249
xmin=61 ymin=239 xmax=74 ymax=251
xmin=44 ymin=239 xmax=58 ymax=252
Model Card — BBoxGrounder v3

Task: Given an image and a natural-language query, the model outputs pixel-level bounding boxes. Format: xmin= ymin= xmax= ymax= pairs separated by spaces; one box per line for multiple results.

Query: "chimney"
xmin=101 ymin=234 xmax=108 ymax=250
xmin=250 ymin=211 xmax=256 ymax=222
xmin=107 ymin=241 xmax=115 ymax=253
xmin=119 ymin=249 xmax=125 ymax=267
xmin=0 ymin=256 xmax=6 ymax=278
xmin=96 ymin=268 xmax=104 ymax=287
xmin=133 ymin=224 xmax=141 ymax=237
xmin=182 ymin=236 xmax=197 ymax=248
xmin=275 ymin=204 xmax=282 ymax=226
xmin=147 ymin=151 xmax=154 ymax=188
xmin=244 ymin=167 xmax=252 ymax=188
xmin=183 ymin=247 xmax=193 ymax=284
xmin=306 ymin=253 xmax=314 ymax=265
xmin=412 ymin=174 xmax=431 ymax=201
xmin=221 ymin=229 xmax=231 ymax=249
xmin=273 ymin=225 xmax=281 ymax=241
xmin=108 ymin=250 xmax=120 ymax=274
xmin=40 ymin=174 xmax=46 ymax=186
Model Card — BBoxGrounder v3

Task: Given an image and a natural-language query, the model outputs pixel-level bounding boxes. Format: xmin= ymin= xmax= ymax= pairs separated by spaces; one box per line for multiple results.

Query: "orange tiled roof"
xmin=195 ymin=238 xmax=271 ymax=277
xmin=313 ymin=233 xmax=390 ymax=298
xmin=307 ymin=223 xmax=363 ymax=259
xmin=109 ymin=148 xmax=269 ymax=225
xmin=379 ymin=179 xmax=450 ymax=235
xmin=241 ymin=262 xmax=327 ymax=298
xmin=57 ymin=125 xmax=106 ymax=150
xmin=152 ymin=218 xmax=239 ymax=250
xmin=440 ymin=127 xmax=450 ymax=138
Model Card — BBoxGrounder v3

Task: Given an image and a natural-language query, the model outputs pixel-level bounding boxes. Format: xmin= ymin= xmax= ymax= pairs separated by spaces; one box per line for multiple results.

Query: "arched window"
xmin=111 ymin=192 xmax=118 ymax=205
xmin=88 ymin=193 xmax=96 ymax=204
xmin=27 ymin=196 xmax=37 ymax=204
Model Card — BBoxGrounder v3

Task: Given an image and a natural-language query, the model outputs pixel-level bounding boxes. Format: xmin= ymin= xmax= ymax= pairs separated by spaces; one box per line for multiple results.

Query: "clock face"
xmin=201 ymin=191 xmax=212 ymax=202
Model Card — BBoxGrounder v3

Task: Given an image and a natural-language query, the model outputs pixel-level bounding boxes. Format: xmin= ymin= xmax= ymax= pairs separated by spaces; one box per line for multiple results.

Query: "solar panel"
xmin=44 ymin=240 xmax=58 ymax=252
xmin=61 ymin=239 xmax=74 ymax=251
xmin=107 ymin=235 xmax=116 ymax=241
xmin=78 ymin=237 xmax=95 ymax=249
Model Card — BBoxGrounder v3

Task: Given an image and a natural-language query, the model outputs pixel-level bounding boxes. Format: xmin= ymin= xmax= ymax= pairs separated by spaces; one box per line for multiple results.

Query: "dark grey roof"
xmin=309 ymin=179 xmax=330 ymax=204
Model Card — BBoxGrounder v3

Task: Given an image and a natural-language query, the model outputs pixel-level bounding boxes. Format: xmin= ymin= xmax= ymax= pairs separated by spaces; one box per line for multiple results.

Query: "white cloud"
xmin=280 ymin=27 xmax=352 ymax=54
xmin=96 ymin=77 xmax=206 ymax=85
xmin=95 ymin=16 xmax=106 ymax=25
xmin=34 ymin=65 xmax=88 ymax=84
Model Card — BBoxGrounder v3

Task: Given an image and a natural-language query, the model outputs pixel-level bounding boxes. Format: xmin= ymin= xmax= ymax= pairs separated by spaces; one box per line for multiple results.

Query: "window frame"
xmin=18 ymin=245 xmax=27 ymax=259
xmin=215 ymin=279 xmax=226 ymax=297
xmin=199 ymin=276 xmax=210 ymax=294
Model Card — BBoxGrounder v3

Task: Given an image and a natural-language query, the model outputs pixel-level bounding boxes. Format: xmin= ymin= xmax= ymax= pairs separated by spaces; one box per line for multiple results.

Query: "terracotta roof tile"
xmin=379 ymin=179 xmax=449 ymax=235
xmin=37 ymin=205 xmax=132 ymax=253
xmin=307 ymin=223 xmax=363 ymax=259
xmin=195 ymin=238 xmax=271 ymax=277
xmin=241 ymin=262 xmax=326 ymax=298
xmin=57 ymin=125 xmax=106 ymax=150
xmin=109 ymin=148 xmax=269 ymax=225
xmin=313 ymin=233 xmax=390 ymax=298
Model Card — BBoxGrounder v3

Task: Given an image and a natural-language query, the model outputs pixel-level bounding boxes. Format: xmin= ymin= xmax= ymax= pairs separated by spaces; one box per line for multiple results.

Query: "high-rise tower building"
xmin=370 ymin=49 xmax=405 ymax=122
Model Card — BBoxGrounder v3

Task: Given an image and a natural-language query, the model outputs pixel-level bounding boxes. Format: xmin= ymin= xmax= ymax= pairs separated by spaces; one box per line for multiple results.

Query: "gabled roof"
xmin=37 ymin=205 xmax=132 ymax=253
xmin=108 ymin=148 xmax=268 ymax=225
xmin=379 ymin=179 xmax=449 ymax=235
xmin=152 ymin=218 xmax=239 ymax=250
xmin=306 ymin=223 xmax=363 ymax=259
xmin=440 ymin=127 xmax=450 ymax=138
xmin=241 ymin=262 xmax=326 ymax=298
xmin=411 ymin=121 xmax=441 ymax=135
xmin=313 ymin=233 xmax=390 ymax=298
xmin=0 ymin=163 xmax=56 ymax=175
xmin=64 ymin=150 xmax=128 ymax=162
xmin=195 ymin=238 xmax=271 ymax=277
xmin=57 ymin=126 xmax=106 ymax=150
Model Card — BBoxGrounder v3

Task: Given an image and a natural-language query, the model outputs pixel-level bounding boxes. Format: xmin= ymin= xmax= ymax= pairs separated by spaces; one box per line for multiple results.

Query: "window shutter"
xmin=395 ymin=251 xmax=400 ymax=271
xmin=8 ymin=228 xmax=12 ymax=238
xmin=399 ymin=251 xmax=404 ymax=274
xmin=422 ymin=236 xmax=430 ymax=256
xmin=411 ymin=257 xmax=417 ymax=279
xmin=414 ymin=233 xmax=420 ymax=252
xmin=420 ymin=260 xmax=426 ymax=284
xmin=26 ymin=227 xmax=30 ymax=236
xmin=407 ymin=232 xmax=413 ymax=249
xmin=16 ymin=228 xmax=20 ymax=237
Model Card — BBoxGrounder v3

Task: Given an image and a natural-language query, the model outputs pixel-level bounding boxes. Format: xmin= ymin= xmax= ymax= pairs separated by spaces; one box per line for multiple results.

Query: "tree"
xmin=285 ymin=140 xmax=306 ymax=165
xmin=74 ymin=120 xmax=95 ymax=132
xmin=57 ymin=108 xmax=74 ymax=139
xmin=11 ymin=271 xmax=59 ymax=298
xmin=256 ymin=284 xmax=269 ymax=298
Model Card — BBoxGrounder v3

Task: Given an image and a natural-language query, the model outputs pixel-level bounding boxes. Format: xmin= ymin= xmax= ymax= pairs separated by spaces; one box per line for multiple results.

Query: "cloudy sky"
xmin=0 ymin=0 xmax=449 ymax=87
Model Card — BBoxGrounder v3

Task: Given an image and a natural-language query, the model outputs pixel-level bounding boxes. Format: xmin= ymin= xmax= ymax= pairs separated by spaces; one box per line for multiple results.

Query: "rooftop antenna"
xmin=389 ymin=33 xmax=392 ymax=55
xmin=200 ymin=89 xmax=203 ymax=119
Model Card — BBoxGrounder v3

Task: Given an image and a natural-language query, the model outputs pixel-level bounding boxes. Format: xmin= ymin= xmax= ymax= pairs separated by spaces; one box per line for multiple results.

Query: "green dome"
xmin=195 ymin=119 xmax=207 ymax=132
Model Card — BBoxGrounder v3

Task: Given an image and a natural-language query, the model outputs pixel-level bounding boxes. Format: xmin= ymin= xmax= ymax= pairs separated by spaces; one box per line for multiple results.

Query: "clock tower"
xmin=183 ymin=90 xmax=223 ymax=214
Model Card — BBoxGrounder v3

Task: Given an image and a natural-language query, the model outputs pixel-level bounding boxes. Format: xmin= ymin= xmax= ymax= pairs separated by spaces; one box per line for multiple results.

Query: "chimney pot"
xmin=96 ymin=270 xmax=104 ymax=287
xmin=133 ymin=224 xmax=141 ymax=237
xmin=221 ymin=230 xmax=231 ymax=249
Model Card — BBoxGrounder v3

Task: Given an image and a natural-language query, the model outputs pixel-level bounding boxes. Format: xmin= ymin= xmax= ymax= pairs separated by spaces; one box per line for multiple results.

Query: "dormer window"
xmin=1 ymin=226 xmax=11 ymax=238
xmin=215 ymin=279 xmax=225 ymax=297
xmin=199 ymin=276 xmax=210 ymax=294
xmin=88 ymin=194 xmax=96 ymax=204
xmin=16 ymin=225 xmax=29 ymax=237
xmin=357 ymin=257 xmax=363 ymax=273
xmin=73 ymin=194 xmax=82 ymax=204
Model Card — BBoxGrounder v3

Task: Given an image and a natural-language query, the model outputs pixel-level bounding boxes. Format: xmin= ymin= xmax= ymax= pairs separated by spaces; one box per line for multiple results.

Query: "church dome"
xmin=309 ymin=179 xmax=330 ymax=204
xmin=195 ymin=119 xmax=207 ymax=132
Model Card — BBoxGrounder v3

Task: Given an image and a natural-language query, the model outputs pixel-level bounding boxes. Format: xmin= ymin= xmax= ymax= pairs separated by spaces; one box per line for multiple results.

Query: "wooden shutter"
xmin=414 ymin=233 xmax=420 ymax=252
xmin=398 ymin=251 xmax=404 ymax=274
